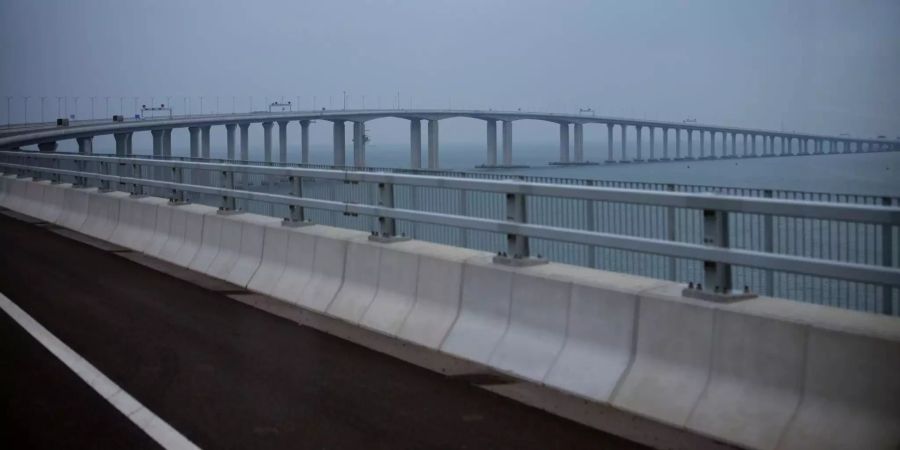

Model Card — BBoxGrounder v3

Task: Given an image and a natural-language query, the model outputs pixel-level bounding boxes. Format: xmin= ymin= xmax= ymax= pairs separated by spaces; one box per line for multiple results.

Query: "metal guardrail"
xmin=2 ymin=150 xmax=898 ymax=315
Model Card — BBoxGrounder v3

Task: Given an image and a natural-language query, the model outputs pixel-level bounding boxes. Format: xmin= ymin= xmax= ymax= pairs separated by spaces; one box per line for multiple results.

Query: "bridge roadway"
xmin=1 ymin=109 xmax=895 ymax=170
xmin=0 ymin=212 xmax=645 ymax=449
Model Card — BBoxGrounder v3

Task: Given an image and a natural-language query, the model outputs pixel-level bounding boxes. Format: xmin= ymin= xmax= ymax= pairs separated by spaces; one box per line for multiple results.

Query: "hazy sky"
xmin=2 ymin=0 xmax=899 ymax=142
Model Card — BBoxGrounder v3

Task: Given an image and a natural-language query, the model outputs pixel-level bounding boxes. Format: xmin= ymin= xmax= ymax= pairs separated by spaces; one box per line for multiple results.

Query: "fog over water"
xmin=2 ymin=0 xmax=899 ymax=195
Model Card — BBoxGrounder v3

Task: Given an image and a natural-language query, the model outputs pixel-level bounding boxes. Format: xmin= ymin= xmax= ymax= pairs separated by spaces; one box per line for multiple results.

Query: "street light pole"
xmin=74 ymin=97 xmax=79 ymax=119
xmin=41 ymin=97 xmax=46 ymax=122
xmin=90 ymin=96 xmax=95 ymax=119
xmin=23 ymin=96 xmax=29 ymax=124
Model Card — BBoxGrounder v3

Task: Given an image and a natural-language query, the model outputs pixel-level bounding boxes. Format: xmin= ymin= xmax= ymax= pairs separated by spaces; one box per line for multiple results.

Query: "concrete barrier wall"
xmin=4 ymin=177 xmax=29 ymax=212
xmin=359 ymin=244 xmax=420 ymax=335
xmin=36 ymin=183 xmax=69 ymax=224
xmin=397 ymin=245 xmax=480 ymax=349
xmin=110 ymin=197 xmax=168 ymax=252
xmin=79 ymin=191 xmax=128 ymax=241
xmin=226 ymin=214 xmax=281 ymax=287
xmin=4 ymin=177 xmax=899 ymax=450
xmin=246 ymin=225 xmax=291 ymax=295
xmin=441 ymin=258 xmax=515 ymax=364
xmin=0 ymin=175 xmax=10 ymax=206
xmin=326 ymin=237 xmax=381 ymax=322
xmin=267 ymin=228 xmax=316 ymax=306
xmin=21 ymin=180 xmax=47 ymax=218
xmin=55 ymin=187 xmax=94 ymax=231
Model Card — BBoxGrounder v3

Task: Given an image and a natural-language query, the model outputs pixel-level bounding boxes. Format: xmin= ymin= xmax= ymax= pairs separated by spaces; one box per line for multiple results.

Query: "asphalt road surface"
xmin=0 ymin=213 xmax=646 ymax=449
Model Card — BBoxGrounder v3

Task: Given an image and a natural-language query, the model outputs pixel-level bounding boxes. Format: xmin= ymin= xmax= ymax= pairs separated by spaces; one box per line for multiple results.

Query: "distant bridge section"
xmin=1 ymin=109 xmax=897 ymax=170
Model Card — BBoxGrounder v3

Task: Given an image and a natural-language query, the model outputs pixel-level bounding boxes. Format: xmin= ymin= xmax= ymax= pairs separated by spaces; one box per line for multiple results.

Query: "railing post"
xmin=493 ymin=189 xmax=546 ymax=266
xmin=703 ymin=208 xmax=731 ymax=291
xmin=883 ymin=196 xmax=895 ymax=315
xmin=586 ymin=180 xmax=597 ymax=268
xmin=763 ymin=190 xmax=775 ymax=296
xmin=99 ymin=160 xmax=111 ymax=192
xmin=666 ymin=183 xmax=677 ymax=280
xmin=459 ymin=188 xmax=469 ymax=248
xmin=169 ymin=165 xmax=187 ymax=204
xmin=369 ymin=181 xmax=408 ymax=242
xmin=283 ymin=175 xmax=312 ymax=227
xmin=130 ymin=162 xmax=144 ymax=197
xmin=218 ymin=168 xmax=238 ymax=213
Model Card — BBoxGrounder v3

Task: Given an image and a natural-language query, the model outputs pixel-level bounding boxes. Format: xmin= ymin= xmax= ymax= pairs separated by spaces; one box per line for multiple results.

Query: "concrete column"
xmin=262 ymin=121 xmax=273 ymax=163
xmin=573 ymin=123 xmax=584 ymax=163
xmin=687 ymin=129 xmax=693 ymax=159
xmin=300 ymin=120 xmax=310 ymax=164
xmin=485 ymin=120 xmax=497 ymax=166
xmin=353 ymin=121 xmax=366 ymax=167
xmin=699 ymin=130 xmax=706 ymax=158
xmin=162 ymin=129 xmax=172 ymax=157
xmin=410 ymin=119 xmax=422 ymax=169
xmin=751 ymin=134 xmax=758 ymax=156
xmin=225 ymin=124 xmax=236 ymax=160
xmin=741 ymin=134 xmax=747 ymax=157
xmin=239 ymin=123 xmax=250 ymax=161
xmin=427 ymin=119 xmax=439 ymax=169
xmin=731 ymin=133 xmax=737 ymax=157
xmin=620 ymin=124 xmax=627 ymax=161
xmin=200 ymin=126 xmax=210 ymax=159
xmin=559 ymin=123 xmax=570 ymax=163
xmin=635 ymin=125 xmax=643 ymax=161
xmin=815 ymin=139 xmax=823 ymax=154
xmin=151 ymin=129 xmax=164 ymax=158
xmin=502 ymin=120 xmax=513 ymax=165
xmin=332 ymin=121 xmax=345 ymax=166
xmin=278 ymin=121 xmax=289 ymax=163
xmin=76 ymin=137 xmax=93 ymax=154
xmin=648 ymin=127 xmax=655 ymax=160
xmin=116 ymin=132 xmax=133 ymax=157
xmin=662 ymin=128 xmax=669 ymax=160
xmin=606 ymin=123 xmax=614 ymax=162
xmin=675 ymin=128 xmax=682 ymax=158
xmin=710 ymin=131 xmax=716 ymax=157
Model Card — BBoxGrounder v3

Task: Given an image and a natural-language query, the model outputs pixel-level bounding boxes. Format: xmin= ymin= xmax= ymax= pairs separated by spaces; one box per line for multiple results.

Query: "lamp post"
xmin=41 ymin=97 xmax=46 ymax=122
xmin=90 ymin=96 xmax=95 ymax=119
xmin=74 ymin=96 xmax=79 ymax=119
xmin=5 ymin=96 xmax=10 ymax=126
xmin=23 ymin=96 xmax=29 ymax=124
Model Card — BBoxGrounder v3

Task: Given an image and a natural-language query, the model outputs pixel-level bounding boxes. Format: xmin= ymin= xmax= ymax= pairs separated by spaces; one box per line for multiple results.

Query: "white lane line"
xmin=0 ymin=292 xmax=201 ymax=450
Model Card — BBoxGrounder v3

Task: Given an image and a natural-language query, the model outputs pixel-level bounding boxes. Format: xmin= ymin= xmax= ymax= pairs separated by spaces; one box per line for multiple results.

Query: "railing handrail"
xmin=3 ymin=151 xmax=898 ymax=225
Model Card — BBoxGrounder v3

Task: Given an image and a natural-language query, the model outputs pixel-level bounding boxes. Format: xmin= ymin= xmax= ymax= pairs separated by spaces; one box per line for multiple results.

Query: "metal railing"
xmin=2 ymin=150 xmax=898 ymax=315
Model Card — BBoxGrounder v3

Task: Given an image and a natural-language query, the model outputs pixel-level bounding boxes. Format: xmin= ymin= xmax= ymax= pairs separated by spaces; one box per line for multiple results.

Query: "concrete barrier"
xmin=360 ymin=244 xmax=420 ymax=335
xmin=55 ymin=187 xmax=94 ymax=231
xmin=269 ymin=228 xmax=317 ymax=305
xmin=683 ymin=308 xmax=805 ymax=450
xmin=205 ymin=213 xmax=243 ymax=280
xmin=0 ymin=175 xmax=11 ymax=206
xmin=79 ymin=191 xmax=128 ymax=241
xmin=326 ymin=236 xmax=380 ymax=322
xmin=109 ymin=196 xmax=169 ymax=252
xmin=246 ymin=225 xmax=291 ymax=296
xmin=21 ymin=180 xmax=48 ymax=218
xmin=4 ymin=177 xmax=29 ymax=212
xmin=143 ymin=203 xmax=174 ymax=258
xmin=226 ymin=214 xmax=282 ymax=288
xmin=299 ymin=227 xmax=358 ymax=312
xmin=543 ymin=267 xmax=660 ymax=402
xmin=441 ymin=257 xmax=515 ymax=364
xmin=611 ymin=285 xmax=715 ymax=428
xmin=188 ymin=211 xmax=225 ymax=273
xmin=488 ymin=266 xmax=571 ymax=383
xmin=396 ymin=245 xmax=480 ymax=349
xmin=161 ymin=204 xmax=217 ymax=267
xmin=36 ymin=182 xmax=70 ymax=224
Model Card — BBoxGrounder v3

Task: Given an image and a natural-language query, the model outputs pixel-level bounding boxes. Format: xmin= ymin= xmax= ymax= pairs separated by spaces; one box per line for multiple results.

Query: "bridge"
xmin=1 ymin=109 xmax=897 ymax=169
xmin=1 ymin=116 xmax=900 ymax=450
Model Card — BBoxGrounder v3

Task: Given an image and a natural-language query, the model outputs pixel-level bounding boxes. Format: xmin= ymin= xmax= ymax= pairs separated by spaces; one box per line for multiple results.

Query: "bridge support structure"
xmin=225 ymin=124 xmax=236 ymax=160
xmin=262 ymin=121 xmax=273 ymax=164
xmin=353 ymin=121 xmax=366 ymax=167
xmin=239 ymin=123 xmax=250 ymax=161
xmin=605 ymin=123 xmax=614 ymax=163
xmin=410 ymin=119 xmax=421 ymax=169
xmin=278 ymin=121 xmax=289 ymax=163
xmin=485 ymin=119 xmax=497 ymax=167
xmin=573 ymin=123 xmax=583 ymax=163
xmin=332 ymin=121 xmax=345 ymax=166
xmin=300 ymin=120 xmax=310 ymax=164
xmin=501 ymin=120 xmax=513 ymax=166
xmin=188 ymin=127 xmax=200 ymax=158
xmin=558 ymin=123 xmax=569 ymax=164
xmin=201 ymin=126 xmax=211 ymax=159
xmin=427 ymin=119 xmax=439 ymax=169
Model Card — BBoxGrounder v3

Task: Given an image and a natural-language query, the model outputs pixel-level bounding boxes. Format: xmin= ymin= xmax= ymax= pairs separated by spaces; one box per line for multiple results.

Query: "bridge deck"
xmin=0 ymin=212 xmax=644 ymax=449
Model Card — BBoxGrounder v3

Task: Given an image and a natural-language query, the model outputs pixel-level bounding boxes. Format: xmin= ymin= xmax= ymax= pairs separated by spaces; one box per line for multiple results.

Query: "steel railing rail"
xmin=1 ymin=159 xmax=899 ymax=291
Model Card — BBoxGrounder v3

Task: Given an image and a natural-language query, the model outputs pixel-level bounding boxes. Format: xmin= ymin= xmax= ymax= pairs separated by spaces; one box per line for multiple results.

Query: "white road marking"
xmin=0 ymin=292 xmax=201 ymax=450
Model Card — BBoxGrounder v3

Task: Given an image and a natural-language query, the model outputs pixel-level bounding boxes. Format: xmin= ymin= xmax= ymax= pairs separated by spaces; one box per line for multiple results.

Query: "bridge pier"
xmin=163 ymin=129 xmax=172 ymax=157
xmin=731 ymin=133 xmax=737 ymax=157
xmin=410 ymin=119 xmax=422 ymax=169
xmin=300 ymin=120 xmax=310 ymax=164
xmin=239 ymin=123 xmax=250 ymax=161
xmin=661 ymin=128 xmax=670 ymax=160
xmin=687 ymin=129 xmax=693 ymax=159
xmin=262 ymin=121 xmax=274 ymax=163
xmin=278 ymin=121 xmax=289 ymax=163
xmin=114 ymin=132 xmax=132 ymax=156
xmin=573 ymin=123 xmax=583 ymax=163
xmin=634 ymin=125 xmax=643 ymax=162
xmin=225 ymin=124 xmax=236 ymax=160
xmin=606 ymin=124 xmax=614 ymax=163
xmin=710 ymin=131 xmax=717 ymax=158
xmin=76 ymin=137 xmax=92 ymax=154
xmin=620 ymin=124 xmax=627 ymax=162
xmin=151 ymin=130 xmax=164 ymax=158
xmin=699 ymin=130 xmax=706 ymax=158
xmin=485 ymin=120 xmax=497 ymax=167
xmin=502 ymin=120 xmax=513 ymax=166
xmin=558 ymin=123 xmax=570 ymax=163
xmin=353 ymin=121 xmax=366 ymax=167
xmin=648 ymin=127 xmax=656 ymax=161
xmin=427 ymin=119 xmax=439 ymax=169
xmin=201 ymin=126 xmax=211 ymax=159
xmin=189 ymin=127 xmax=200 ymax=158
xmin=333 ymin=121 xmax=345 ymax=166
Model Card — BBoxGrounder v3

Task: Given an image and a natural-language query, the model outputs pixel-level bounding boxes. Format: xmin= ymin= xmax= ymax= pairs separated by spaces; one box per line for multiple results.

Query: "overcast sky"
xmin=2 ymin=0 xmax=899 ymax=142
